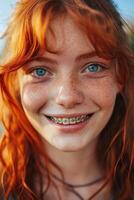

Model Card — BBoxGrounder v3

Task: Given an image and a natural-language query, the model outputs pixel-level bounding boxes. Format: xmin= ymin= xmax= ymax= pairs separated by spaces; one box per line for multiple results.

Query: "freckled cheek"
xmin=21 ymin=84 xmax=49 ymax=112
xmin=84 ymin=81 xmax=119 ymax=107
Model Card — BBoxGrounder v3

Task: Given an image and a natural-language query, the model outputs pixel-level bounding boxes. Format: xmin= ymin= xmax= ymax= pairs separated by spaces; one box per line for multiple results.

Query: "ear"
xmin=114 ymin=59 xmax=126 ymax=93
xmin=117 ymin=82 xmax=124 ymax=92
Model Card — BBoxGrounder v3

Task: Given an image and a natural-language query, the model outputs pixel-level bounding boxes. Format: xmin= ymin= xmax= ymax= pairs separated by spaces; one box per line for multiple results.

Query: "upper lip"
xmin=45 ymin=113 xmax=93 ymax=118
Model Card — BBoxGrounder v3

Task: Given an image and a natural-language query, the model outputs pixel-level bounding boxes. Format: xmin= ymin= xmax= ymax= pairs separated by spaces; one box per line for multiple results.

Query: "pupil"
xmin=36 ymin=69 xmax=45 ymax=76
xmin=89 ymin=64 xmax=98 ymax=72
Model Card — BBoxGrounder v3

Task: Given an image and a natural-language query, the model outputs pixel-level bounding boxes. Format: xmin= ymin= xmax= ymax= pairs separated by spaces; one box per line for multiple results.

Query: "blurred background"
xmin=0 ymin=0 xmax=134 ymax=133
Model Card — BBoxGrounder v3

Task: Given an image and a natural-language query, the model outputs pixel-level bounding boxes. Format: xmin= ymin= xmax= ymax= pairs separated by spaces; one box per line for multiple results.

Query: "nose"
xmin=55 ymin=77 xmax=84 ymax=109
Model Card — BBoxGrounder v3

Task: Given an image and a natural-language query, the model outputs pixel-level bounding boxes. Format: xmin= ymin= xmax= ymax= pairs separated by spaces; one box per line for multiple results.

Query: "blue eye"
xmin=87 ymin=64 xmax=103 ymax=73
xmin=34 ymin=68 xmax=47 ymax=77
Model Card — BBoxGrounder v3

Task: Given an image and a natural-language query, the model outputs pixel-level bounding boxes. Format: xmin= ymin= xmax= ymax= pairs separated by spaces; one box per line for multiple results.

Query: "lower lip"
xmin=45 ymin=115 xmax=93 ymax=133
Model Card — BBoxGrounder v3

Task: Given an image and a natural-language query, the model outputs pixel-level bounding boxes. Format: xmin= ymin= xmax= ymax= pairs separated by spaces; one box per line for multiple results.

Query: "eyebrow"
xmin=30 ymin=51 xmax=97 ymax=65
xmin=76 ymin=51 xmax=97 ymax=62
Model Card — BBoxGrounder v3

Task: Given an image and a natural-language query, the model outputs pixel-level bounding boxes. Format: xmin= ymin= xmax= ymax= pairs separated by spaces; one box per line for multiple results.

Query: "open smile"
xmin=44 ymin=113 xmax=94 ymax=133
xmin=45 ymin=113 xmax=93 ymax=125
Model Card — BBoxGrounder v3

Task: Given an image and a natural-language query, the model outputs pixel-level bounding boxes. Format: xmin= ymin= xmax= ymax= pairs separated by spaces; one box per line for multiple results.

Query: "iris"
xmin=35 ymin=68 xmax=46 ymax=76
xmin=87 ymin=64 xmax=102 ymax=72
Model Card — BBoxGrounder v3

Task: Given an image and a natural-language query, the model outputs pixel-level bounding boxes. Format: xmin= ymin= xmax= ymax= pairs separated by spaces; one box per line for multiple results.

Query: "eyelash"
xmin=27 ymin=66 xmax=51 ymax=79
xmin=28 ymin=63 xmax=107 ymax=79
xmin=82 ymin=63 xmax=106 ymax=74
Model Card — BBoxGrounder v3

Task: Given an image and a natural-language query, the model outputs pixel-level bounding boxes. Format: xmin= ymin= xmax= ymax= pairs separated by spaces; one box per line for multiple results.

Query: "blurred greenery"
xmin=128 ymin=24 xmax=134 ymax=53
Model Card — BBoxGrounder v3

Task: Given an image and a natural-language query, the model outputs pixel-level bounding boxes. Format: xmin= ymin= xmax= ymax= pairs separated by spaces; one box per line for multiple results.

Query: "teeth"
xmin=62 ymin=118 xmax=70 ymax=124
xmin=69 ymin=118 xmax=77 ymax=124
xmin=50 ymin=114 xmax=89 ymax=125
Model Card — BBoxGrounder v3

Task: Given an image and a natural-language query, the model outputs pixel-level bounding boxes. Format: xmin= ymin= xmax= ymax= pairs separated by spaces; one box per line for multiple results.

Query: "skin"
xmin=18 ymin=15 xmax=121 ymax=199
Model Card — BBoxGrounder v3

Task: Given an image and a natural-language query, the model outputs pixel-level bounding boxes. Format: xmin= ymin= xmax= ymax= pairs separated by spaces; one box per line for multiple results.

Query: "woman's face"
xmin=18 ymin=15 xmax=121 ymax=152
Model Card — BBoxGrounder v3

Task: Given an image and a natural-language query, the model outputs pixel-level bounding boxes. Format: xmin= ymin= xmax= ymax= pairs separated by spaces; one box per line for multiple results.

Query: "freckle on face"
xmin=18 ymin=15 xmax=121 ymax=152
xmin=86 ymin=77 xmax=119 ymax=108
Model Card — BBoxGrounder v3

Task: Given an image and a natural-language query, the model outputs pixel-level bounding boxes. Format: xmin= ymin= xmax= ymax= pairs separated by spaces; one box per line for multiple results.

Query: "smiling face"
xmin=18 ymin=15 xmax=121 ymax=152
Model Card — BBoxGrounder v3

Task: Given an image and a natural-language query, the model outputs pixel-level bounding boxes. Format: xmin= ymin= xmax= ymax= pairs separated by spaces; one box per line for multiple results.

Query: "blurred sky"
xmin=0 ymin=0 xmax=134 ymax=51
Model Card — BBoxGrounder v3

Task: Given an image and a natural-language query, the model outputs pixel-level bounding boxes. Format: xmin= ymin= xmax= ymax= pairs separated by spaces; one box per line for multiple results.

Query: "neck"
xmin=43 ymin=139 xmax=104 ymax=185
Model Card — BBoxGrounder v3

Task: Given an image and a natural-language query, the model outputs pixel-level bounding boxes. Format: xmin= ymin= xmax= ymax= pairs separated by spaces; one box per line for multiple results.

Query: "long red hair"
xmin=0 ymin=0 xmax=134 ymax=199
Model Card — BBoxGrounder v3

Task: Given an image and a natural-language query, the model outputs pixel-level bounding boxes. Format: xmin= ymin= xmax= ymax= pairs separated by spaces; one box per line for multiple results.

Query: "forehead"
xmin=45 ymin=15 xmax=95 ymax=55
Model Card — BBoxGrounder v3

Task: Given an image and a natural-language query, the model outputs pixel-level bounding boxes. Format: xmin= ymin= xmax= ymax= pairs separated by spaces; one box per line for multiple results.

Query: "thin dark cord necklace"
xmin=51 ymin=173 xmax=105 ymax=200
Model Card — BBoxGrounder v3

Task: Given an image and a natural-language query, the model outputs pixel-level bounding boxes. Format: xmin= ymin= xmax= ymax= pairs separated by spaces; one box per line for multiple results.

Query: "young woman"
xmin=0 ymin=0 xmax=134 ymax=199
